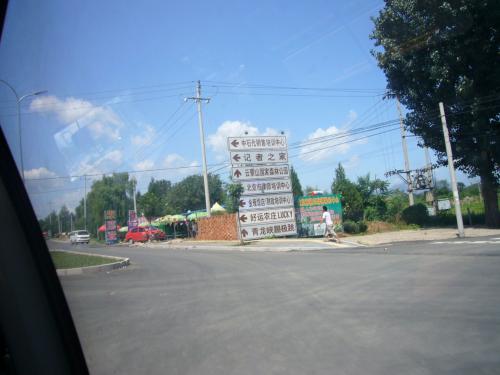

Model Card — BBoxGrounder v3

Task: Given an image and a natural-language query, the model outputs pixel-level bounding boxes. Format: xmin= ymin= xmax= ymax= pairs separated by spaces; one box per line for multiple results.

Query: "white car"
xmin=69 ymin=230 xmax=90 ymax=245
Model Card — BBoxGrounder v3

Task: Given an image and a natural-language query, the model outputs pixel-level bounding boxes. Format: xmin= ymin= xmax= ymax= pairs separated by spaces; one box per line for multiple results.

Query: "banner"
xmin=296 ymin=194 xmax=342 ymax=237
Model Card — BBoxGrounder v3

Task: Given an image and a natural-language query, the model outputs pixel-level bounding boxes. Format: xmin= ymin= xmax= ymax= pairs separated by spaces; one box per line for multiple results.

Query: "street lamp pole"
xmin=0 ymin=79 xmax=47 ymax=181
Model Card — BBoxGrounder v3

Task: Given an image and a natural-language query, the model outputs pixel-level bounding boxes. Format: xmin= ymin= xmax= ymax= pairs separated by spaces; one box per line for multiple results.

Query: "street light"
xmin=0 ymin=79 xmax=47 ymax=181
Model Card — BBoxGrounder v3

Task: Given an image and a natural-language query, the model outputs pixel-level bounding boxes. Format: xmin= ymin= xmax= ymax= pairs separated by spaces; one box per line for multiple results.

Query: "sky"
xmin=0 ymin=0 xmax=476 ymax=218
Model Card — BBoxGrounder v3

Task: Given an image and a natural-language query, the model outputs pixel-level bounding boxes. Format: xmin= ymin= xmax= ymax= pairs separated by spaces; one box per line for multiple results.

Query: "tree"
xmin=290 ymin=166 xmax=303 ymax=197
xmin=331 ymin=164 xmax=364 ymax=221
xmin=138 ymin=191 xmax=162 ymax=222
xmin=434 ymin=179 xmax=451 ymax=197
xmin=74 ymin=173 xmax=134 ymax=236
xmin=165 ymin=174 xmax=225 ymax=213
xmin=371 ymin=0 xmax=500 ymax=227
xmin=224 ymin=183 xmax=244 ymax=213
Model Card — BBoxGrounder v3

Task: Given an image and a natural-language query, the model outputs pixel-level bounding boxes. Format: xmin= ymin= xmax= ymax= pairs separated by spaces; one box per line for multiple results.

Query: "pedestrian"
xmin=320 ymin=206 xmax=339 ymax=243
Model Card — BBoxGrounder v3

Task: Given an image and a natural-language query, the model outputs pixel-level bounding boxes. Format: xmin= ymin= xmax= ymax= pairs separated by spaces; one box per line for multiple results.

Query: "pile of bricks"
xmin=196 ymin=213 xmax=238 ymax=240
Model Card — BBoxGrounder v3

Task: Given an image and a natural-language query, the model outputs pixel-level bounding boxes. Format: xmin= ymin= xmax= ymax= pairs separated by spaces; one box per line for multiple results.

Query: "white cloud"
xmin=207 ymin=120 xmax=280 ymax=160
xmin=131 ymin=125 xmax=156 ymax=147
xmin=30 ymin=95 xmax=123 ymax=141
xmin=134 ymin=159 xmax=155 ymax=171
xmin=24 ymin=167 xmax=57 ymax=180
xmin=299 ymin=111 xmax=362 ymax=162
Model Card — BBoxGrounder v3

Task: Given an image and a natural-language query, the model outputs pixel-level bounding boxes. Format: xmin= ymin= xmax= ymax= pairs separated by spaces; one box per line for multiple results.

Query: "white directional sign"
xmin=232 ymin=165 xmax=290 ymax=181
xmin=241 ymin=179 xmax=292 ymax=196
xmin=239 ymin=193 xmax=294 ymax=211
xmin=228 ymin=136 xmax=287 ymax=151
xmin=228 ymin=134 xmax=296 ymax=240
xmin=238 ymin=207 xmax=295 ymax=226
xmin=230 ymin=150 xmax=288 ymax=165
xmin=240 ymin=221 xmax=297 ymax=240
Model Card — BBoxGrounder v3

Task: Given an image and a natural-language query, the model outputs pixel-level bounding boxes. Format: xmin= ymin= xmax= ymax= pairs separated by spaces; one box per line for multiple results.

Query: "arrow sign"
xmin=239 ymin=199 xmax=246 ymax=208
xmin=239 ymin=214 xmax=248 ymax=223
xmin=232 ymin=154 xmax=241 ymax=162
xmin=231 ymin=139 xmax=239 ymax=148
xmin=234 ymin=169 xmax=242 ymax=178
xmin=241 ymin=229 xmax=248 ymax=238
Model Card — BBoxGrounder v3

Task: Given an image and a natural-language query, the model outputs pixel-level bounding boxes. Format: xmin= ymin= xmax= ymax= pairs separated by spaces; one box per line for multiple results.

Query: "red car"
xmin=144 ymin=226 xmax=166 ymax=241
xmin=125 ymin=226 xmax=166 ymax=243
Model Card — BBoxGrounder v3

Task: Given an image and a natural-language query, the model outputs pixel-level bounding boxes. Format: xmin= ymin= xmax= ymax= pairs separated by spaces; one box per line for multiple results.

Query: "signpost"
xmin=231 ymin=165 xmax=290 ymax=181
xmin=228 ymin=136 xmax=287 ymax=151
xmin=238 ymin=193 xmax=294 ymax=211
xmin=240 ymin=179 xmax=292 ymax=195
xmin=229 ymin=135 xmax=296 ymax=240
xmin=104 ymin=210 xmax=118 ymax=245
xmin=230 ymin=150 xmax=288 ymax=165
xmin=128 ymin=210 xmax=138 ymax=230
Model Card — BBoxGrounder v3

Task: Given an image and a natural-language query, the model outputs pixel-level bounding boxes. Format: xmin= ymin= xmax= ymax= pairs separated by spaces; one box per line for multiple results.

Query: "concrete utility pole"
xmin=83 ymin=175 xmax=87 ymax=230
xmin=424 ymin=147 xmax=436 ymax=210
xmin=133 ymin=179 xmax=137 ymax=213
xmin=186 ymin=81 xmax=211 ymax=217
xmin=439 ymin=102 xmax=465 ymax=237
xmin=396 ymin=97 xmax=414 ymax=206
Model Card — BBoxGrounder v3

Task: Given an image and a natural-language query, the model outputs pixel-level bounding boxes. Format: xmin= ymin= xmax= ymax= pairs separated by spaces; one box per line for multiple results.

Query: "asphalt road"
xmin=52 ymin=237 xmax=500 ymax=375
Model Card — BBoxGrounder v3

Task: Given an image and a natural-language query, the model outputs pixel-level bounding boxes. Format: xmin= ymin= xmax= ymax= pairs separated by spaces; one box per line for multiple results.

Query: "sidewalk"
xmin=349 ymin=227 xmax=500 ymax=246
xmin=141 ymin=227 xmax=500 ymax=251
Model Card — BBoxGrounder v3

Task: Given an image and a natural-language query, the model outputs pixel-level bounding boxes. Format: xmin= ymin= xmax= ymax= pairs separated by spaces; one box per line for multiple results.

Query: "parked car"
xmin=125 ymin=226 xmax=166 ymax=243
xmin=125 ymin=227 xmax=149 ymax=243
xmin=69 ymin=230 xmax=90 ymax=245
xmin=144 ymin=226 xmax=166 ymax=241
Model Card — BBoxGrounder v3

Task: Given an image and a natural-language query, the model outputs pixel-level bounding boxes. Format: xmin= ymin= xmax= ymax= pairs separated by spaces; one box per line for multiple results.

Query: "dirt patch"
xmin=366 ymin=221 xmax=397 ymax=234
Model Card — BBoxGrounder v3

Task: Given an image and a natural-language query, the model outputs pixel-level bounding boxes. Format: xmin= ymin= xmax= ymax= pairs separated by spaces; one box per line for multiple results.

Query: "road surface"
xmin=52 ymin=237 xmax=500 ymax=375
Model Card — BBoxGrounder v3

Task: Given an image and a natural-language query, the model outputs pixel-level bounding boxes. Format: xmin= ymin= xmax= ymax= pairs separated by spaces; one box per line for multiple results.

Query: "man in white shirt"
xmin=320 ymin=206 xmax=339 ymax=242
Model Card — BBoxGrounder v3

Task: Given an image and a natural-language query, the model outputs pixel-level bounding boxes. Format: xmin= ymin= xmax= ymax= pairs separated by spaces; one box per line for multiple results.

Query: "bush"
xmin=358 ymin=221 xmax=368 ymax=233
xmin=401 ymin=203 xmax=429 ymax=226
xmin=342 ymin=220 xmax=368 ymax=234
xmin=343 ymin=220 xmax=359 ymax=233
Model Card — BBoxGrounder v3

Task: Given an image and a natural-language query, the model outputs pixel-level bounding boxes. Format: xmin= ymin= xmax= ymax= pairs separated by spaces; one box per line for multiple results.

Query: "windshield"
xmin=1 ymin=1 xmax=499 ymax=374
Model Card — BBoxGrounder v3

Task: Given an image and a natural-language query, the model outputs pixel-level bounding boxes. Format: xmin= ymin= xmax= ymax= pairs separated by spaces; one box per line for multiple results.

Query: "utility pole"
xmin=396 ymin=97 xmax=414 ymax=206
xmin=132 ymin=176 xmax=137 ymax=213
xmin=186 ymin=81 xmax=211 ymax=217
xmin=424 ymin=147 xmax=436 ymax=211
xmin=83 ymin=175 xmax=87 ymax=230
xmin=70 ymin=213 xmax=73 ymax=232
xmin=439 ymin=102 xmax=465 ymax=237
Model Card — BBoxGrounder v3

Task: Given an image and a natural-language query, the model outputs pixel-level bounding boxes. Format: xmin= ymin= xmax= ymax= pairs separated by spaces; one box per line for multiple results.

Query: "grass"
xmin=50 ymin=251 xmax=116 ymax=269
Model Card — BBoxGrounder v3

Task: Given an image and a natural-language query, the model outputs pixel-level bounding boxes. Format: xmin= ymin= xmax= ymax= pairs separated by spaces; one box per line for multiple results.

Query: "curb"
xmin=52 ymin=250 xmax=130 ymax=276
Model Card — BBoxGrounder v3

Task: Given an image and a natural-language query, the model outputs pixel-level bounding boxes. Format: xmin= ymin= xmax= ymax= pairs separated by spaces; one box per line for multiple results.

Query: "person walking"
xmin=320 ymin=206 xmax=339 ymax=243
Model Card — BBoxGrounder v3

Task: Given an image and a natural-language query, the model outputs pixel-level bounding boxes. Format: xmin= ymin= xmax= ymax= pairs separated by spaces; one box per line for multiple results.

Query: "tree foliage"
xmin=224 ymin=183 xmax=244 ymax=213
xmin=371 ymin=0 xmax=499 ymax=226
xmin=165 ymin=174 xmax=225 ymax=213
xmin=290 ymin=166 xmax=304 ymax=197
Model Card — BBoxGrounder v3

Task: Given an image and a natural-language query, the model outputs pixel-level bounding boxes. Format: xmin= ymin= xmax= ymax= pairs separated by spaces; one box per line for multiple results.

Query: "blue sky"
xmin=0 ymin=0 xmax=475 ymax=217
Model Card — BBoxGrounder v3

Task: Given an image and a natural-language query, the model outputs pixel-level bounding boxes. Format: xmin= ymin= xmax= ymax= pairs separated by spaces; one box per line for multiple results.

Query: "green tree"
xmin=331 ymin=163 xmax=364 ymax=221
xmin=138 ymin=191 xmax=162 ymax=221
xmin=165 ymin=174 xmax=225 ymax=213
xmin=74 ymin=173 xmax=134 ymax=236
xmin=371 ymin=0 xmax=500 ymax=227
xmin=290 ymin=166 xmax=303 ymax=197
xmin=434 ymin=180 xmax=451 ymax=197
xmin=137 ymin=178 xmax=172 ymax=218
xmin=224 ymin=183 xmax=244 ymax=213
